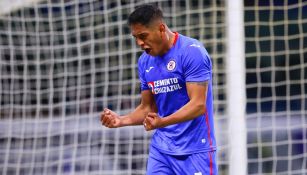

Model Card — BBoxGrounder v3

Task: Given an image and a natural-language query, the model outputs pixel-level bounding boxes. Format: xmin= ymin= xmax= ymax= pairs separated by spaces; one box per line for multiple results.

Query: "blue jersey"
xmin=138 ymin=33 xmax=216 ymax=155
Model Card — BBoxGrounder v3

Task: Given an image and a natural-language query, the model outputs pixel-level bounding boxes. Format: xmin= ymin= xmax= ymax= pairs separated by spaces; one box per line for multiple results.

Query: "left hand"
xmin=143 ymin=112 xmax=162 ymax=131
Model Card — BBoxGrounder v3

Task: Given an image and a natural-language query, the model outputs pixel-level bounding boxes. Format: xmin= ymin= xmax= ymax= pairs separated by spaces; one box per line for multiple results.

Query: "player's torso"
xmin=142 ymin=49 xmax=189 ymax=117
xmin=138 ymin=35 xmax=217 ymax=154
xmin=144 ymin=56 xmax=183 ymax=94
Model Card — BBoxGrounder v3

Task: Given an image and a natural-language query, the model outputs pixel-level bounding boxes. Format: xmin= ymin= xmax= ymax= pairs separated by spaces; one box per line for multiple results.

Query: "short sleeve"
xmin=138 ymin=59 xmax=149 ymax=91
xmin=183 ymin=44 xmax=212 ymax=82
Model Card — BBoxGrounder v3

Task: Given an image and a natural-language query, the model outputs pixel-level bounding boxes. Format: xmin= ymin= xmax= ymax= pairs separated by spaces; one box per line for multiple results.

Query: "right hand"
xmin=100 ymin=108 xmax=121 ymax=128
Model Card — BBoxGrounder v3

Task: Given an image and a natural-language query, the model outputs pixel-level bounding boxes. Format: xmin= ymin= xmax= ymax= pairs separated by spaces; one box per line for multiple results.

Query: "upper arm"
xmin=186 ymin=81 xmax=208 ymax=106
xmin=183 ymin=44 xmax=211 ymax=105
xmin=183 ymin=44 xmax=211 ymax=82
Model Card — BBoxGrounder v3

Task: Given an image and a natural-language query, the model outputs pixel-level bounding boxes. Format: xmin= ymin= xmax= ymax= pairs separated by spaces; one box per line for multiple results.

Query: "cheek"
xmin=150 ymin=32 xmax=162 ymax=44
xmin=151 ymin=37 xmax=163 ymax=48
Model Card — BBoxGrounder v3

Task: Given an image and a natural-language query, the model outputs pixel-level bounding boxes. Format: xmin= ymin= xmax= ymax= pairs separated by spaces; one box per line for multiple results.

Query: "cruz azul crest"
xmin=167 ymin=60 xmax=176 ymax=71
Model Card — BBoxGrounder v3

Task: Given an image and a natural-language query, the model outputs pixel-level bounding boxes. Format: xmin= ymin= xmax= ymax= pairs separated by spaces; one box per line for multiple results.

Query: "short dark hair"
xmin=127 ymin=4 xmax=163 ymax=26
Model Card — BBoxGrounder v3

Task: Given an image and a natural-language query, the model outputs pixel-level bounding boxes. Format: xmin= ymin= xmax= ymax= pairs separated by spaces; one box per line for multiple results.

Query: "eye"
xmin=138 ymin=33 xmax=147 ymax=40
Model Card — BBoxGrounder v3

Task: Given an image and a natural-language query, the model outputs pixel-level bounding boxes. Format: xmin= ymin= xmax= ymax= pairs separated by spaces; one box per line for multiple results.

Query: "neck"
xmin=166 ymin=29 xmax=176 ymax=48
xmin=157 ymin=25 xmax=176 ymax=56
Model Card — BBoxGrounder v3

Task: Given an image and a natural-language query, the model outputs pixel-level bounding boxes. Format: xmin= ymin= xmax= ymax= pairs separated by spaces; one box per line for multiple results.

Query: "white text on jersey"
xmin=148 ymin=77 xmax=182 ymax=95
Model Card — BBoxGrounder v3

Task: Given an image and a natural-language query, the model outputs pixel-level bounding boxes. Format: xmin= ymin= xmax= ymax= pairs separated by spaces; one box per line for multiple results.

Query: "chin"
xmin=146 ymin=51 xmax=155 ymax=56
xmin=149 ymin=53 xmax=158 ymax=57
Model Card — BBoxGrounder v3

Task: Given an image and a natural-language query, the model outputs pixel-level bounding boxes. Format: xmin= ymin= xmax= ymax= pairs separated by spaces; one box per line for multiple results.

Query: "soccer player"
xmin=101 ymin=4 xmax=218 ymax=175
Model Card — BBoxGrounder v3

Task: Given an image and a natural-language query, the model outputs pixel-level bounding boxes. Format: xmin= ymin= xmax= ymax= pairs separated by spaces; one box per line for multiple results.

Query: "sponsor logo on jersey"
xmin=190 ymin=43 xmax=201 ymax=48
xmin=148 ymin=77 xmax=182 ymax=94
xmin=167 ymin=60 xmax=176 ymax=71
xmin=145 ymin=66 xmax=154 ymax=73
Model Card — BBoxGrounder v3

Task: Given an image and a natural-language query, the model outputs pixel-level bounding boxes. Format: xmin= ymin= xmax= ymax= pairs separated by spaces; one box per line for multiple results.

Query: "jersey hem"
xmin=151 ymin=144 xmax=217 ymax=155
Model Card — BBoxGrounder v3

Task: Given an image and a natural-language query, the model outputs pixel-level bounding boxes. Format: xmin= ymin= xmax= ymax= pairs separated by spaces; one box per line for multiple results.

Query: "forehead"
xmin=130 ymin=23 xmax=154 ymax=36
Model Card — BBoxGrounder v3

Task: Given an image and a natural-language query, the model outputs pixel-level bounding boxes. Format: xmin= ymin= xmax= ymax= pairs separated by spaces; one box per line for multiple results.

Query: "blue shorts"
xmin=146 ymin=146 xmax=218 ymax=175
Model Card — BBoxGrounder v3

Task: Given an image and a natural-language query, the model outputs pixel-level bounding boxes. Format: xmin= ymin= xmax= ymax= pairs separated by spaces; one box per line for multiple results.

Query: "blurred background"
xmin=0 ymin=0 xmax=306 ymax=175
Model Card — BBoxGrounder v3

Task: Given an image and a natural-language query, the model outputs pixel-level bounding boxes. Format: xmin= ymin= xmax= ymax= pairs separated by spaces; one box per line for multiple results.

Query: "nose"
xmin=135 ymin=38 xmax=145 ymax=47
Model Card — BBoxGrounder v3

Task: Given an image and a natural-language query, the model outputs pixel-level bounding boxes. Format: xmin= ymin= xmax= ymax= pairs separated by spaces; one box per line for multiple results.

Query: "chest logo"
xmin=167 ymin=60 xmax=176 ymax=71
xmin=147 ymin=78 xmax=182 ymax=95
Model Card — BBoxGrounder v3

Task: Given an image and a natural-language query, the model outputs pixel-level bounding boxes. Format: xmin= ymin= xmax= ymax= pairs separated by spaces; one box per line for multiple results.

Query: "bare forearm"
xmin=120 ymin=104 xmax=152 ymax=126
xmin=160 ymin=101 xmax=205 ymax=128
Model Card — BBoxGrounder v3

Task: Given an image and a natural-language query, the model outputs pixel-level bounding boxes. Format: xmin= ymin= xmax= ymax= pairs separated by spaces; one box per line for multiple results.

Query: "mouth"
xmin=144 ymin=48 xmax=152 ymax=54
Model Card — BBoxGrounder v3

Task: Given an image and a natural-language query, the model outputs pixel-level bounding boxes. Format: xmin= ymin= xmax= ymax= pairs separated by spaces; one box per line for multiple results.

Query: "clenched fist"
xmin=100 ymin=108 xmax=121 ymax=128
xmin=143 ymin=112 xmax=162 ymax=131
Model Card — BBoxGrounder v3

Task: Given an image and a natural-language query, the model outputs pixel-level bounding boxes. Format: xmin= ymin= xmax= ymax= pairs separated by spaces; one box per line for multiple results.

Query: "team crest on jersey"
xmin=167 ymin=60 xmax=176 ymax=71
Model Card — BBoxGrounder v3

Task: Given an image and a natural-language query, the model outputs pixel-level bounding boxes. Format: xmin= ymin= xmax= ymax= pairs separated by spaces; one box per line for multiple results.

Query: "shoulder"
xmin=180 ymin=37 xmax=210 ymax=60
xmin=178 ymin=34 xmax=201 ymax=46
xmin=178 ymin=34 xmax=209 ymax=56
xmin=176 ymin=35 xmax=211 ymax=70
xmin=138 ymin=52 xmax=150 ymax=65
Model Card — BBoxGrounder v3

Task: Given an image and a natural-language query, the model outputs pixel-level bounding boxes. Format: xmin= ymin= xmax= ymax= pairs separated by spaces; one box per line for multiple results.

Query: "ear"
xmin=158 ymin=23 xmax=166 ymax=39
xmin=159 ymin=23 xmax=166 ymax=33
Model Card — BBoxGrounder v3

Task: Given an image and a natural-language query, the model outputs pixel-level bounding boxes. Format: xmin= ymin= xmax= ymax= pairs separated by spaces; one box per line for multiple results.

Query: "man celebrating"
xmin=101 ymin=4 xmax=218 ymax=175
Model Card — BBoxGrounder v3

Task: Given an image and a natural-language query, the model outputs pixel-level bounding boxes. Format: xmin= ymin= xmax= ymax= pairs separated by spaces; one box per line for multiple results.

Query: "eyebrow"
xmin=132 ymin=32 xmax=148 ymax=38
